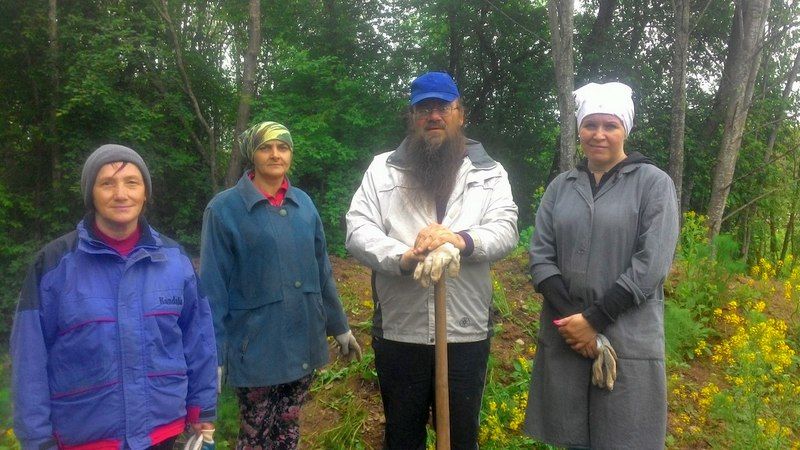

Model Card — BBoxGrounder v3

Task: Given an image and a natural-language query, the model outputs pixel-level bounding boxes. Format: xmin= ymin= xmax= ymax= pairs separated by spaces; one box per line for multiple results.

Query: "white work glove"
xmin=184 ymin=428 xmax=215 ymax=450
xmin=184 ymin=433 xmax=203 ymax=450
xmin=335 ymin=330 xmax=362 ymax=360
xmin=412 ymin=242 xmax=461 ymax=288
xmin=591 ymin=334 xmax=618 ymax=391
xmin=216 ymin=366 xmax=223 ymax=394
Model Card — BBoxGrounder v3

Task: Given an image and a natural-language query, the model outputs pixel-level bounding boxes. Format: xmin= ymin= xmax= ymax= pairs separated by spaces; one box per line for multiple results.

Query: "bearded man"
xmin=346 ymin=71 xmax=519 ymax=450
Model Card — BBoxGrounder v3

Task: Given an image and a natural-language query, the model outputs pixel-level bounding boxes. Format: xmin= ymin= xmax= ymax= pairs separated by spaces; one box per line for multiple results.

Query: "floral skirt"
xmin=235 ymin=373 xmax=314 ymax=450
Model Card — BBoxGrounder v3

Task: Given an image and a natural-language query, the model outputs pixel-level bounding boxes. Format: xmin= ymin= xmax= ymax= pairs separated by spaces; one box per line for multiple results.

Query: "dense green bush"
xmin=665 ymin=212 xmax=747 ymax=364
xmin=251 ymin=46 xmax=405 ymax=252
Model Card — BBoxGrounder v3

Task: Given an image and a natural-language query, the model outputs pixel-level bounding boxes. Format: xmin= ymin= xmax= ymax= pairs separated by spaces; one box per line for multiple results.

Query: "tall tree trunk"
xmin=780 ymin=209 xmax=796 ymax=261
xmin=681 ymin=176 xmax=694 ymax=211
xmin=547 ymin=0 xmax=577 ymax=172
xmin=667 ymin=0 xmax=690 ymax=213
xmin=49 ymin=0 xmax=60 ymax=187
xmin=580 ymin=0 xmax=617 ymax=75
xmin=627 ymin=0 xmax=650 ymax=57
xmin=780 ymin=161 xmax=800 ymax=260
xmin=764 ymin=49 xmax=800 ymax=162
xmin=700 ymin=2 xmax=743 ymax=143
xmin=470 ymin=5 xmax=497 ymax=125
xmin=225 ymin=0 xmax=261 ymax=188
xmin=706 ymin=0 xmax=772 ymax=240
xmin=155 ymin=0 xmax=218 ymax=192
xmin=447 ymin=0 xmax=463 ymax=82
xmin=741 ymin=207 xmax=752 ymax=260
xmin=768 ymin=211 xmax=778 ymax=258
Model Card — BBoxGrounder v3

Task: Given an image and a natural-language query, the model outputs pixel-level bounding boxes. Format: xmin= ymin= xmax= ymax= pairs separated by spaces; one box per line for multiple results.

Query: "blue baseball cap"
xmin=410 ymin=72 xmax=460 ymax=105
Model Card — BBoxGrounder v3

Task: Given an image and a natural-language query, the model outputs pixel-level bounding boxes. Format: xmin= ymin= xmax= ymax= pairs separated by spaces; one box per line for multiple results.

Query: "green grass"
xmin=492 ymin=272 xmax=512 ymax=318
xmin=0 ymin=355 xmax=20 ymax=450
xmin=315 ymin=389 xmax=369 ymax=449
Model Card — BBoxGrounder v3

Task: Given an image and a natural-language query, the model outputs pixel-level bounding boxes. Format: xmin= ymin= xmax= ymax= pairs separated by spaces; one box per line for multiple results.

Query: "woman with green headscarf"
xmin=200 ymin=121 xmax=361 ymax=448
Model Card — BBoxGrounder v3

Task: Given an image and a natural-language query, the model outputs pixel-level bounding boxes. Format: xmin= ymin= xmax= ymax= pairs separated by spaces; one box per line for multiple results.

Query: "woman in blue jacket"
xmin=11 ymin=144 xmax=217 ymax=450
xmin=200 ymin=121 xmax=360 ymax=449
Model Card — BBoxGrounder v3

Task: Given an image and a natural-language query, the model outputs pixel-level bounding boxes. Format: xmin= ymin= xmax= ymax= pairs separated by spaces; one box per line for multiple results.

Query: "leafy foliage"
xmin=250 ymin=46 xmax=404 ymax=251
xmin=1 ymin=0 xmax=796 ymax=324
xmin=664 ymin=302 xmax=710 ymax=363
xmin=665 ymin=212 xmax=748 ymax=362
xmin=1 ymin=1 xmax=800 ymax=448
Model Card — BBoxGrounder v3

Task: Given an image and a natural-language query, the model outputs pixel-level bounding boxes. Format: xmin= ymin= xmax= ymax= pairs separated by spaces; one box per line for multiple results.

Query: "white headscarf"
xmin=574 ymin=82 xmax=634 ymax=136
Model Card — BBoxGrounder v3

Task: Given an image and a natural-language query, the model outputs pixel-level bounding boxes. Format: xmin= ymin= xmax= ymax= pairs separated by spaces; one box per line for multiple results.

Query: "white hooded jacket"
xmin=345 ymin=138 xmax=518 ymax=344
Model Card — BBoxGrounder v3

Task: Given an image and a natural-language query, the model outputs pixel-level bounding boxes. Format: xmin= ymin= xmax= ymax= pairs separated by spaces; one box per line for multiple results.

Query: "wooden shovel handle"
xmin=434 ymin=276 xmax=450 ymax=450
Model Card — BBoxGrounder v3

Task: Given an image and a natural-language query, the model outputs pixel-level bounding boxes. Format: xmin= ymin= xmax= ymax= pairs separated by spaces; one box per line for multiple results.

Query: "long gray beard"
xmin=404 ymin=129 xmax=466 ymax=207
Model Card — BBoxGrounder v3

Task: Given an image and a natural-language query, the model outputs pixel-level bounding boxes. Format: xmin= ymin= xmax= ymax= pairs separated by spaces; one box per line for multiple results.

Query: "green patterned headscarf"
xmin=239 ymin=121 xmax=294 ymax=163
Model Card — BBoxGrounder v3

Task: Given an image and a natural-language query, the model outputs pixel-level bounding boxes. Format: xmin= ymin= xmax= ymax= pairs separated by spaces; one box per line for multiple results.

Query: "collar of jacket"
xmin=565 ymin=161 xmax=644 ymax=181
xmin=386 ymin=137 xmax=497 ymax=170
xmin=567 ymin=151 xmax=654 ymax=180
xmin=77 ymin=214 xmax=163 ymax=260
xmin=236 ymin=170 xmax=300 ymax=212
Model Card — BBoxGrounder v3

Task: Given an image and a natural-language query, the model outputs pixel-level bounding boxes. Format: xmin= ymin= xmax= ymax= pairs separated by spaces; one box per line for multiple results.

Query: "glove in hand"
xmin=412 ymin=242 xmax=461 ymax=288
xmin=591 ymin=334 xmax=618 ymax=391
xmin=335 ymin=330 xmax=363 ymax=360
xmin=184 ymin=428 xmax=215 ymax=450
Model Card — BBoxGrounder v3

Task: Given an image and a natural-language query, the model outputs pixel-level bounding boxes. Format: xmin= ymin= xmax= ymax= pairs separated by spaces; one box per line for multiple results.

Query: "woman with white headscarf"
xmin=523 ymin=82 xmax=680 ymax=449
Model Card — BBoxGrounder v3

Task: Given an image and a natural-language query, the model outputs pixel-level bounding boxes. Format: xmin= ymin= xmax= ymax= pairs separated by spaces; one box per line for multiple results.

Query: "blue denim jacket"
xmin=200 ymin=172 xmax=349 ymax=387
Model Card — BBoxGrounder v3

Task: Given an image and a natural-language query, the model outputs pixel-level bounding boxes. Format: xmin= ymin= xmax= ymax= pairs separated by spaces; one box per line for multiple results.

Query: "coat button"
xmin=578 ymin=249 xmax=585 ymax=254
xmin=279 ymin=209 xmax=287 ymax=216
xmin=294 ymin=281 xmax=302 ymax=288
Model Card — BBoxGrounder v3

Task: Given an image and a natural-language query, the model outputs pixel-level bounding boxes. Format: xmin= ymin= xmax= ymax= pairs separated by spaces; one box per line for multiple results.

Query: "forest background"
xmin=0 ymin=0 xmax=799 ymax=448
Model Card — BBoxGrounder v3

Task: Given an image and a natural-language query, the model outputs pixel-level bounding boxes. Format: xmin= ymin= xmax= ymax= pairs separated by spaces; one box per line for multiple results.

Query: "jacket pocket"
xmin=232 ymin=305 xmax=270 ymax=363
xmin=52 ymin=296 xmax=119 ymax=395
xmin=230 ymin=292 xmax=282 ymax=310
xmin=51 ymin=381 xmax=123 ymax=446
xmin=147 ymin=370 xmax=189 ymax=425
xmin=604 ymin=298 xmax=665 ymax=359
xmin=143 ymin=288 xmax=188 ymax=372
xmin=280 ymin=287 xmax=323 ymax=334
xmin=235 ymin=272 xmax=283 ymax=309
xmin=303 ymin=289 xmax=327 ymax=326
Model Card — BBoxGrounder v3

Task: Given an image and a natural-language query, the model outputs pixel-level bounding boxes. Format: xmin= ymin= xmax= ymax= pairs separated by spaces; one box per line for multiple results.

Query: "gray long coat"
xmin=523 ymin=162 xmax=679 ymax=449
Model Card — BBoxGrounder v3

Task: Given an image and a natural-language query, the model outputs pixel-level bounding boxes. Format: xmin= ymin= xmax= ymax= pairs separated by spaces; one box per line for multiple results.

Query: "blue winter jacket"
xmin=200 ymin=173 xmax=349 ymax=387
xmin=11 ymin=218 xmax=217 ymax=450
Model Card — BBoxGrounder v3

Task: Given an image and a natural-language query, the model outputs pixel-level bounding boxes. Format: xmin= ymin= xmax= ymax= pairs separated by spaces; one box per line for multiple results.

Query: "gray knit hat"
xmin=80 ymin=144 xmax=152 ymax=209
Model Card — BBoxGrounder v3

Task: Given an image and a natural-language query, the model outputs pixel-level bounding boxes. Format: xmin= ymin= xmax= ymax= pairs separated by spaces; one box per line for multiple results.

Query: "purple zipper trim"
xmin=51 ymin=379 xmax=119 ymax=399
xmin=57 ymin=318 xmax=116 ymax=336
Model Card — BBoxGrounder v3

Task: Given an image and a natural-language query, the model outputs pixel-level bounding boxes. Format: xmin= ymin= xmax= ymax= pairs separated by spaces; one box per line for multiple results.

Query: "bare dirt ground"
xmin=299 ymin=254 xmax=800 ymax=449
xmin=299 ymin=255 xmax=384 ymax=448
xmin=299 ymin=252 xmax=541 ymax=449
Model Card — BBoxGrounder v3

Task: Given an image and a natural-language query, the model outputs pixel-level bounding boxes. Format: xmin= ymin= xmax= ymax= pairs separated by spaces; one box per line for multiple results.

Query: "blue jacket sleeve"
xmin=178 ymin=267 xmax=218 ymax=423
xmin=11 ymin=254 xmax=58 ymax=450
xmin=199 ymin=206 xmax=232 ymax=367
xmin=314 ymin=209 xmax=349 ymax=337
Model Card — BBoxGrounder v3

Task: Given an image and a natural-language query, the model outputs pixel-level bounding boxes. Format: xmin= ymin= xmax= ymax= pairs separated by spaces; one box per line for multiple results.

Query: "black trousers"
xmin=373 ymin=336 xmax=490 ymax=450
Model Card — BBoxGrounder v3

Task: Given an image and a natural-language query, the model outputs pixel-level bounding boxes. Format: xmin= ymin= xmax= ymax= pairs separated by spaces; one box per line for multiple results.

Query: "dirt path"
xmin=299 ymin=252 xmax=541 ymax=449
